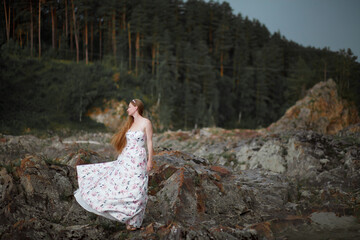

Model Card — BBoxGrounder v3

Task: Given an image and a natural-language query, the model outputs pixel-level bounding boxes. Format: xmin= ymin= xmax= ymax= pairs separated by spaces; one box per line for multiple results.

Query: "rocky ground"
xmin=1 ymin=126 xmax=359 ymax=239
xmin=1 ymin=80 xmax=360 ymax=239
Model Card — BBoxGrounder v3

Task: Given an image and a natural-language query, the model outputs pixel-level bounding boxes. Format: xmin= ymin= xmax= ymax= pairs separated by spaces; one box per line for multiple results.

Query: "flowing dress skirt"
xmin=74 ymin=130 xmax=148 ymax=227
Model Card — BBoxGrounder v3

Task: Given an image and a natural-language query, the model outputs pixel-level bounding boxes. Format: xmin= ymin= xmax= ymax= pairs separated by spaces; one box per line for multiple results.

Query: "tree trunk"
xmin=82 ymin=28 xmax=85 ymax=59
xmin=135 ymin=32 xmax=140 ymax=76
xmin=65 ymin=0 xmax=68 ymax=37
xmin=209 ymin=26 xmax=213 ymax=53
xmin=3 ymin=0 xmax=10 ymax=42
xmin=176 ymin=46 xmax=179 ymax=81
xmin=209 ymin=11 xmax=213 ymax=53
xmin=19 ymin=28 xmax=22 ymax=47
xmin=38 ymin=0 xmax=41 ymax=58
xmin=59 ymin=24 xmax=62 ymax=49
xmin=70 ymin=14 xmax=73 ymax=51
xmin=108 ymin=19 xmax=111 ymax=53
xmin=151 ymin=44 xmax=156 ymax=75
xmin=71 ymin=0 xmax=79 ymax=63
xmin=30 ymin=0 xmax=33 ymax=57
xmin=156 ymin=42 xmax=160 ymax=66
xmin=12 ymin=7 xmax=15 ymax=40
xmin=156 ymin=42 xmax=160 ymax=77
xmin=128 ymin=22 xmax=131 ymax=71
xmin=90 ymin=22 xmax=93 ymax=61
xmin=121 ymin=3 xmax=126 ymax=30
xmin=220 ymin=51 xmax=224 ymax=77
xmin=54 ymin=7 xmax=57 ymax=48
xmin=85 ymin=10 xmax=88 ymax=64
xmin=51 ymin=5 xmax=55 ymax=48
xmin=99 ymin=20 xmax=102 ymax=61
xmin=112 ymin=10 xmax=116 ymax=65
xmin=140 ymin=34 xmax=144 ymax=59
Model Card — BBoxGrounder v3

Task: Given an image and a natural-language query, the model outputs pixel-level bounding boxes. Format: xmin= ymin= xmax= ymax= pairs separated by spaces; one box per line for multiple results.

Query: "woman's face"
xmin=127 ymin=102 xmax=137 ymax=116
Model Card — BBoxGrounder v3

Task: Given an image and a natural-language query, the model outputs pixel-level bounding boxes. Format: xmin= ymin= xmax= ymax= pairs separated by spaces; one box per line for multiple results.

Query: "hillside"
xmin=1 ymin=0 xmax=360 ymax=133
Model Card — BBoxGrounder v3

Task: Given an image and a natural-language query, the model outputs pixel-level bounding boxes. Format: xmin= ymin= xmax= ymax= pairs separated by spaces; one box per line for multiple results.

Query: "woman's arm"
xmin=145 ymin=119 xmax=154 ymax=172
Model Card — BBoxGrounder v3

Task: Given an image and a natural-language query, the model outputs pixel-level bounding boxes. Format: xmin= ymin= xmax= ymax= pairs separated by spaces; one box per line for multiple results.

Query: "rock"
xmin=1 ymin=125 xmax=360 ymax=239
xmin=337 ymin=123 xmax=360 ymax=137
xmin=86 ymin=99 xmax=127 ymax=131
xmin=247 ymin=140 xmax=287 ymax=173
xmin=277 ymin=212 xmax=360 ymax=239
xmin=267 ymin=79 xmax=360 ymax=134
xmin=0 ymin=168 xmax=13 ymax=202
xmin=320 ymin=158 xmax=330 ymax=165
xmin=209 ymin=166 xmax=231 ymax=176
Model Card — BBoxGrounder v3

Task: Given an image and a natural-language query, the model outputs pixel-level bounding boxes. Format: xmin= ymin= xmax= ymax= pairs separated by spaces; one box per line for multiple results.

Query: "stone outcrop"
xmin=87 ymin=98 xmax=161 ymax=131
xmin=155 ymin=127 xmax=360 ymax=183
xmin=267 ymin=79 xmax=360 ymax=134
xmin=87 ymin=99 xmax=127 ymax=131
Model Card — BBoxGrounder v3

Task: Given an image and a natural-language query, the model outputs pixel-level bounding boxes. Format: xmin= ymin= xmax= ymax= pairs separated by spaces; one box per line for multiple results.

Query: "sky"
xmin=205 ymin=0 xmax=360 ymax=61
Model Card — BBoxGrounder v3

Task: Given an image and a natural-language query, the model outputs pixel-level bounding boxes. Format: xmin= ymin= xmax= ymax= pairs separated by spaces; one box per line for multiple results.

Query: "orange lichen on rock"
xmin=86 ymin=99 xmax=127 ymax=131
xmin=284 ymin=107 xmax=301 ymax=119
xmin=212 ymin=173 xmax=221 ymax=181
xmin=141 ymin=223 xmax=155 ymax=236
xmin=174 ymin=132 xmax=191 ymax=140
xmin=196 ymin=189 xmax=206 ymax=213
xmin=212 ymin=181 xmax=225 ymax=194
xmin=250 ymin=221 xmax=273 ymax=240
xmin=210 ymin=166 xmax=231 ymax=176
xmin=15 ymin=155 xmax=40 ymax=177
xmin=267 ymin=79 xmax=360 ymax=134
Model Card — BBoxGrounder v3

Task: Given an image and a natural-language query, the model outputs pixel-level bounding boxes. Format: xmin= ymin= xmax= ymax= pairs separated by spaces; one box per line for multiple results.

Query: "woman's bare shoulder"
xmin=141 ymin=117 xmax=151 ymax=123
xmin=141 ymin=117 xmax=152 ymax=128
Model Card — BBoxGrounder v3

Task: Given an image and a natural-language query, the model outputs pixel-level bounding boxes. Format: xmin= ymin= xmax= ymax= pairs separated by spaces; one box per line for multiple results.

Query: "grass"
xmin=193 ymin=173 xmax=202 ymax=187
xmin=40 ymin=154 xmax=64 ymax=166
xmin=1 ymin=158 xmax=21 ymax=175
xmin=207 ymin=153 xmax=215 ymax=164
xmin=184 ymin=141 xmax=197 ymax=150
xmin=1 ymin=116 xmax=108 ymax=138
xmin=221 ymin=152 xmax=238 ymax=167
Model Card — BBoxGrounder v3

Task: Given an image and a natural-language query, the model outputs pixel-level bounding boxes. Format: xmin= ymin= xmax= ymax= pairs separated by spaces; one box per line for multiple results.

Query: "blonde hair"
xmin=111 ymin=99 xmax=144 ymax=153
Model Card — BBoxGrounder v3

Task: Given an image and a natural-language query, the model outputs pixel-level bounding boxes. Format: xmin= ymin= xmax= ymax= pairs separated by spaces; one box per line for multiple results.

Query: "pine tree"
xmin=285 ymin=57 xmax=315 ymax=108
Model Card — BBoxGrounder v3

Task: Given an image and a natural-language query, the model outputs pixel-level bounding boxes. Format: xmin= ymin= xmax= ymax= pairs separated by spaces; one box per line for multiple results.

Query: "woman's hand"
xmin=146 ymin=160 xmax=153 ymax=172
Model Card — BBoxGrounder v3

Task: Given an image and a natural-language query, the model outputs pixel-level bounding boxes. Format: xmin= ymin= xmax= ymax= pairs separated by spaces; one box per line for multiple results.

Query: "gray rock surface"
xmin=1 ymin=128 xmax=359 ymax=239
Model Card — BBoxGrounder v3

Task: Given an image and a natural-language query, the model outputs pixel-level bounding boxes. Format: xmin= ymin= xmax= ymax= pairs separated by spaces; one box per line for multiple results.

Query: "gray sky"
xmin=206 ymin=0 xmax=360 ymax=61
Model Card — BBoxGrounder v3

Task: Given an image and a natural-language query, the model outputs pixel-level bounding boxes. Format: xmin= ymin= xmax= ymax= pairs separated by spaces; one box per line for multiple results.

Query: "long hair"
xmin=111 ymin=99 xmax=144 ymax=153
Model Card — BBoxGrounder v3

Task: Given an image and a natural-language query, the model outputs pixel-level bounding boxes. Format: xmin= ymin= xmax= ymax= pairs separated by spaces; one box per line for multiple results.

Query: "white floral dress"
xmin=74 ymin=130 xmax=148 ymax=228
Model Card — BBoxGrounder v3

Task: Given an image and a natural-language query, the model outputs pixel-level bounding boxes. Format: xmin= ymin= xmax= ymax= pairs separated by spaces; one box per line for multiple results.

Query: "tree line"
xmin=1 ymin=0 xmax=359 ymax=134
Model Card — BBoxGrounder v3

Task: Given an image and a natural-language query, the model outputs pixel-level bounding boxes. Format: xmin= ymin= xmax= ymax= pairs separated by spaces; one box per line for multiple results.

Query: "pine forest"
xmin=1 ymin=0 xmax=359 ymax=134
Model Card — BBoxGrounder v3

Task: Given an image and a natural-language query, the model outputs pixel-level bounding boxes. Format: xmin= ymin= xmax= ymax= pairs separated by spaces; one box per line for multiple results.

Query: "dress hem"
xmin=74 ymin=189 xmax=119 ymax=221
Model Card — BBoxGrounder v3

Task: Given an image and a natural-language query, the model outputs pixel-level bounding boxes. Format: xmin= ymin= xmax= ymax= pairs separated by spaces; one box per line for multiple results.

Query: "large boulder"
xmin=267 ymin=79 xmax=360 ymax=134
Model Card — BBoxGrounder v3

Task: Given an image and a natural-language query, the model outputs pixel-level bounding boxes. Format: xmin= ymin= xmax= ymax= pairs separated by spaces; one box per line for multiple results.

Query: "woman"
xmin=74 ymin=99 xmax=153 ymax=231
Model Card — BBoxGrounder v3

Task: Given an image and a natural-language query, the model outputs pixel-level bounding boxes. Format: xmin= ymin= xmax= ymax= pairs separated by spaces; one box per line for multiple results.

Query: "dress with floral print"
xmin=74 ymin=130 xmax=148 ymax=228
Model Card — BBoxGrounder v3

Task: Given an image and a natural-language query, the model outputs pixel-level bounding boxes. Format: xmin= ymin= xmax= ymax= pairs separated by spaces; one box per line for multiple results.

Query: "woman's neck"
xmin=132 ymin=113 xmax=142 ymax=123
